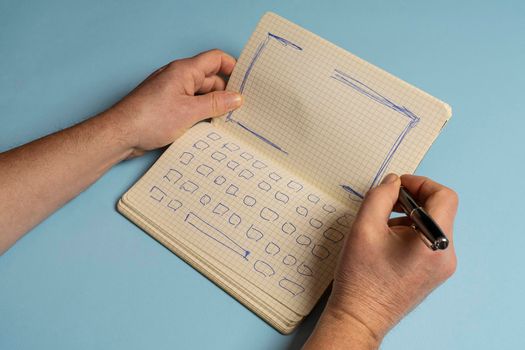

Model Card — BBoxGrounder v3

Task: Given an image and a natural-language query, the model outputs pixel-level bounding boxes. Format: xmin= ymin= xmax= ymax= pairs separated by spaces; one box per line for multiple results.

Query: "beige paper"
xmin=214 ymin=13 xmax=451 ymax=205
xmin=118 ymin=12 xmax=452 ymax=333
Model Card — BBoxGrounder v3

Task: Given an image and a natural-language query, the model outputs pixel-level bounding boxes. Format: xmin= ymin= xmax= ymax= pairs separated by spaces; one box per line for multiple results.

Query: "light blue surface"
xmin=1 ymin=0 xmax=524 ymax=349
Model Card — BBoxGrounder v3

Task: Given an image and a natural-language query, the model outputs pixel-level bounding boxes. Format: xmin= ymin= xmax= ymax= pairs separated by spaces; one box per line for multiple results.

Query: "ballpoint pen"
xmin=398 ymin=186 xmax=449 ymax=250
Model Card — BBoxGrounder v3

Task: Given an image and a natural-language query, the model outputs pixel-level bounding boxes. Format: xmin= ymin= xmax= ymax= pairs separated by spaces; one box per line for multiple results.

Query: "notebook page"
xmin=121 ymin=122 xmax=354 ymax=316
xmin=214 ymin=12 xmax=451 ymax=205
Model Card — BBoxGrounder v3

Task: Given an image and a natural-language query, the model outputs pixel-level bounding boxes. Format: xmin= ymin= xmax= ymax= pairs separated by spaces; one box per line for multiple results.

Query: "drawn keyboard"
xmin=132 ymin=124 xmax=354 ymax=312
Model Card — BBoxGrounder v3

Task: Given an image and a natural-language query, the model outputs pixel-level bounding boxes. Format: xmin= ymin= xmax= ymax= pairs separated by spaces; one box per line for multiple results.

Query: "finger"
xmin=388 ymin=225 xmax=424 ymax=247
xmin=196 ymin=75 xmax=227 ymax=94
xmin=355 ymin=173 xmax=401 ymax=230
xmin=187 ymin=91 xmax=243 ymax=121
xmin=388 ymin=216 xmax=411 ymax=227
xmin=190 ymin=49 xmax=237 ymax=77
xmin=400 ymin=175 xmax=453 ymax=204
xmin=393 ymin=202 xmax=404 ymax=213
xmin=400 ymin=175 xmax=458 ymax=236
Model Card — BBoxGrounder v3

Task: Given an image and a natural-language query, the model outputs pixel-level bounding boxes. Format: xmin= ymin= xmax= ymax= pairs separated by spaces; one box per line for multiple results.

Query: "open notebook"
xmin=118 ymin=12 xmax=452 ymax=333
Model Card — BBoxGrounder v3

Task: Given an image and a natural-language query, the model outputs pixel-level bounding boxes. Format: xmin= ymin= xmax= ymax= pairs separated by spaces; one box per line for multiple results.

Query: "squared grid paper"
xmin=120 ymin=13 xmax=452 ymax=331
xmin=215 ymin=13 xmax=451 ymax=205
xmin=122 ymin=122 xmax=353 ymax=318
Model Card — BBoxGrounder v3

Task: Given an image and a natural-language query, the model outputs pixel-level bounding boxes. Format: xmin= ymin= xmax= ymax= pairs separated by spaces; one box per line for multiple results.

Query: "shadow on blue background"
xmin=1 ymin=1 xmax=524 ymax=349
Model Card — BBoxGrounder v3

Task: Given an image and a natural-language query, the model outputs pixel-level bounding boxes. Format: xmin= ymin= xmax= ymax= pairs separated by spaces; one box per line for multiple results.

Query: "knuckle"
xmin=441 ymin=187 xmax=459 ymax=207
xmin=448 ymin=188 xmax=460 ymax=206
xmin=195 ymin=48 xmax=222 ymax=61
xmin=209 ymin=48 xmax=223 ymax=55
xmin=419 ymin=176 xmax=430 ymax=183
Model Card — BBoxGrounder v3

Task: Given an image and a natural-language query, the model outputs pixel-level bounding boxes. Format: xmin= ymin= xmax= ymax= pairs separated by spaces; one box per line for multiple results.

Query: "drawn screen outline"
xmin=225 ymin=32 xmax=421 ymax=200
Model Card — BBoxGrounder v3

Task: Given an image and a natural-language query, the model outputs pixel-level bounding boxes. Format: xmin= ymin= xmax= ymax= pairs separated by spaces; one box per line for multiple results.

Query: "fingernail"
xmin=224 ymin=92 xmax=243 ymax=109
xmin=381 ymin=173 xmax=398 ymax=184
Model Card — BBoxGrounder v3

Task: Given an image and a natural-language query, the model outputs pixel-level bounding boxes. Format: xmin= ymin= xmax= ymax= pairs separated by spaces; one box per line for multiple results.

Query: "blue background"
xmin=1 ymin=0 xmax=524 ymax=349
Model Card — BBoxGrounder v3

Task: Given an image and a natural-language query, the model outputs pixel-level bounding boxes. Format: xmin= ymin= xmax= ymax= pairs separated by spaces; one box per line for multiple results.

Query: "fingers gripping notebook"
xmin=118 ymin=13 xmax=452 ymax=333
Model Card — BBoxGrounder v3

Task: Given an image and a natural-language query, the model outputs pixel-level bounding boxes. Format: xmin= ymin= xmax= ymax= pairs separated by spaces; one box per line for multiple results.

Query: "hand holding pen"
xmin=304 ymin=174 xmax=458 ymax=349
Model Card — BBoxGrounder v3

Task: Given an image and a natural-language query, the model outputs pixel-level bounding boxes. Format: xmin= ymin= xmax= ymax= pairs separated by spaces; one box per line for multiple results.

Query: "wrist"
xmin=303 ymin=302 xmax=382 ymax=350
xmin=96 ymin=107 xmax=140 ymax=158
xmin=327 ymin=279 xmax=403 ymax=340
xmin=327 ymin=301 xmax=383 ymax=346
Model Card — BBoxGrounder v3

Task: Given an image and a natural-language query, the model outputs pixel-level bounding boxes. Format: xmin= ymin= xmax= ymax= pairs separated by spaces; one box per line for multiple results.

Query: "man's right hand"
xmin=304 ymin=174 xmax=458 ymax=349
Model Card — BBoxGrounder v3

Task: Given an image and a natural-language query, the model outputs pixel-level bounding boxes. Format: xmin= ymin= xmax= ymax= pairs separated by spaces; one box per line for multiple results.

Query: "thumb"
xmin=356 ymin=173 xmax=401 ymax=227
xmin=189 ymin=91 xmax=243 ymax=120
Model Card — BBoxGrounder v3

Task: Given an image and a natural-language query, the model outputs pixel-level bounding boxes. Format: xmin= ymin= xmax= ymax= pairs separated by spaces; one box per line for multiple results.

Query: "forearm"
xmin=0 ymin=49 xmax=243 ymax=255
xmin=0 ymin=110 xmax=133 ymax=254
xmin=303 ymin=302 xmax=381 ymax=350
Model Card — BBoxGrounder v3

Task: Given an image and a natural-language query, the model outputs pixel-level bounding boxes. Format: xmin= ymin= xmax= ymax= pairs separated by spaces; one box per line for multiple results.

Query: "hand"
xmin=107 ymin=49 xmax=243 ymax=157
xmin=0 ymin=49 xmax=242 ymax=254
xmin=304 ymin=174 xmax=458 ymax=349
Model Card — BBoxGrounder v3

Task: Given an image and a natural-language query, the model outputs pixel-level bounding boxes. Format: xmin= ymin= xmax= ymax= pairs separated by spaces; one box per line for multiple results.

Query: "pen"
xmin=398 ymin=186 xmax=449 ymax=251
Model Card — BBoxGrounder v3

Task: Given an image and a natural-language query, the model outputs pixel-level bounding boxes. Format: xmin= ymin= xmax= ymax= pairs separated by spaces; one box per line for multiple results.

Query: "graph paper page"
xmin=121 ymin=122 xmax=354 ymax=316
xmin=214 ymin=12 xmax=452 ymax=205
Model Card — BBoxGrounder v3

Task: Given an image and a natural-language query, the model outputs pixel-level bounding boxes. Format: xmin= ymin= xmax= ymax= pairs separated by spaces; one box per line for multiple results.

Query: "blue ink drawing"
xmin=331 ymin=69 xmax=420 ymax=200
xmin=226 ymin=33 xmax=303 ymax=155
xmin=185 ymin=212 xmax=250 ymax=259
